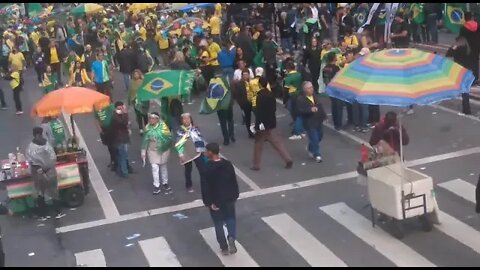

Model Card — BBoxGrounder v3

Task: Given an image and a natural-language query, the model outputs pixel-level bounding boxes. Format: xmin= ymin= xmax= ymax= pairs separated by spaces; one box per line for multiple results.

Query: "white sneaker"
xmin=406 ymin=109 xmax=414 ymax=115
xmin=55 ymin=213 xmax=66 ymax=219
xmin=315 ymin=156 xmax=323 ymax=163
xmin=15 ymin=111 xmax=23 ymax=115
xmin=139 ymin=129 xmax=144 ymax=135
xmin=301 ymin=133 xmax=307 ymax=138
xmin=289 ymin=135 xmax=302 ymax=140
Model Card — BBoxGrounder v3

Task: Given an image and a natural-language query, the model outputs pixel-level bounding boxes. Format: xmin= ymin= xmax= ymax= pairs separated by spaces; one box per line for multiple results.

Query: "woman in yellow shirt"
xmin=69 ymin=61 xmax=92 ymax=88
xmin=209 ymin=13 xmax=221 ymax=42
xmin=342 ymin=27 xmax=359 ymax=51
xmin=4 ymin=67 xmax=23 ymax=114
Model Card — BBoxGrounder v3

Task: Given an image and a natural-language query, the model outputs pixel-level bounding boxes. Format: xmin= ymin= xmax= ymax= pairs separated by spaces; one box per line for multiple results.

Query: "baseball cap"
xmin=255 ymin=67 xmax=264 ymax=77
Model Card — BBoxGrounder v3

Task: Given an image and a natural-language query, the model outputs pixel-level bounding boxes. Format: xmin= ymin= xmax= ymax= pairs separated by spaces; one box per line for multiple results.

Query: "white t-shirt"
xmin=310 ymin=6 xmax=319 ymax=20
xmin=233 ymin=68 xmax=254 ymax=81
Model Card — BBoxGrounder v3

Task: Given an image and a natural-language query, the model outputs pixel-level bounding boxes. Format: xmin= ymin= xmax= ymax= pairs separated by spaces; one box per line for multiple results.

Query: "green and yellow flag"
xmin=28 ymin=3 xmax=43 ymax=18
xmin=443 ymin=3 xmax=466 ymax=34
xmin=199 ymin=76 xmax=232 ymax=115
xmin=410 ymin=3 xmax=425 ymax=25
xmin=136 ymin=70 xmax=195 ymax=102
xmin=94 ymin=104 xmax=114 ymax=128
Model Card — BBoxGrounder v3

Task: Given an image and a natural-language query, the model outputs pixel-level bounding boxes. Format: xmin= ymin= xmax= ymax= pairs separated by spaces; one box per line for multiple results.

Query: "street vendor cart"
xmin=0 ymin=146 xmax=90 ymax=214
xmin=358 ymin=150 xmax=438 ymax=239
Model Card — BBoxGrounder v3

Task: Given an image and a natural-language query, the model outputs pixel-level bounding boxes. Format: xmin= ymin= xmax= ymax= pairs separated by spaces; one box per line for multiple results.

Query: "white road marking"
xmin=430 ymin=104 xmax=480 ymax=123
xmin=262 ymin=213 xmax=347 ymax=267
xmin=220 ymin=154 xmax=261 ymax=191
xmin=75 ymin=249 xmax=106 ymax=267
xmin=435 ymin=211 xmax=480 ymax=255
xmin=138 ymin=236 xmax=181 ymax=267
xmin=437 ymin=179 xmax=476 ymax=203
xmin=199 ymin=227 xmax=259 ymax=267
xmin=320 ymin=203 xmax=435 ymax=267
xmin=62 ymin=112 xmax=120 ymax=219
xmin=56 ymin=146 xmax=480 ymax=234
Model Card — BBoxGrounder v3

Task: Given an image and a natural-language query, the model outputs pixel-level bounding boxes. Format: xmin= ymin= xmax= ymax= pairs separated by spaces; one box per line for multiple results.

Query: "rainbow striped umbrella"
xmin=326 ymin=48 xmax=475 ymax=107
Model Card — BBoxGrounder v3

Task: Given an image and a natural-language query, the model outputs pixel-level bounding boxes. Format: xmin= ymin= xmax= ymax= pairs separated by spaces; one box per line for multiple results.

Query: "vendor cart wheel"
xmin=391 ymin=219 xmax=405 ymax=239
xmin=62 ymin=186 xmax=85 ymax=208
xmin=419 ymin=214 xmax=433 ymax=232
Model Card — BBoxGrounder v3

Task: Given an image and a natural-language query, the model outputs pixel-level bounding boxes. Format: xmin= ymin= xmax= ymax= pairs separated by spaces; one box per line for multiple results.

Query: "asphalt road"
xmin=2 ymin=52 xmax=480 ymax=266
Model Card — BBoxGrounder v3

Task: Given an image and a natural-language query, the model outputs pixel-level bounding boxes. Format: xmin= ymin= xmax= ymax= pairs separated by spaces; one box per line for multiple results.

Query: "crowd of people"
xmin=0 ymin=2 xmax=478 ymax=256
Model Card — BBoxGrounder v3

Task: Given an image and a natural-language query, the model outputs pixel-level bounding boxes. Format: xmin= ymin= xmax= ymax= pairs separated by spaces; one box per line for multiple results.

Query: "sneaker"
xmin=37 ymin=216 xmax=48 ymax=222
xmin=360 ymin=128 xmax=369 ymax=133
xmin=406 ymin=109 xmax=414 ymax=115
xmin=285 ymin=161 xmax=293 ymax=169
xmin=315 ymin=156 xmax=323 ymax=163
xmin=367 ymin=123 xmax=375 ymax=129
xmin=300 ymin=133 xmax=307 ymax=138
xmin=353 ymin=126 xmax=361 ymax=132
xmin=221 ymin=248 xmax=229 ymax=256
xmin=153 ymin=187 xmax=162 ymax=195
xmin=139 ymin=129 xmax=144 ymax=135
xmin=0 ymin=106 xmax=7 ymax=111
xmin=288 ymin=135 xmax=302 ymax=140
xmin=230 ymin=137 xmax=236 ymax=143
xmin=186 ymin=187 xmax=194 ymax=193
xmin=55 ymin=213 xmax=66 ymax=219
xmin=15 ymin=111 xmax=23 ymax=115
xmin=228 ymin=237 xmax=237 ymax=254
xmin=163 ymin=184 xmax=172 ymax=194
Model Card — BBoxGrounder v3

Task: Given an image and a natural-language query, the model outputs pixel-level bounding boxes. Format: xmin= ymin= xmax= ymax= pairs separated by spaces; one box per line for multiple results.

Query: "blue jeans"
xmin=209 ymin=201 xmax=236 ymax=250
xmin=306 ymin=127 xmax=323 ymax=158
xmin=116 ymin=144 xmax=129 ymax=177
xmin=281 ymin=37 xmax=293 ymax=53
xmin=122 ymin=73 xmax=131 ymax=91
xmin=352 ymin=103 xmax=369 ymax=128
xmin=221 ymin=67 xmax=234 ymax=86
xmin=287 ymin=98 xmax=305 ymax=135
xmin=426 ymin=14 xmax=438 ymax=44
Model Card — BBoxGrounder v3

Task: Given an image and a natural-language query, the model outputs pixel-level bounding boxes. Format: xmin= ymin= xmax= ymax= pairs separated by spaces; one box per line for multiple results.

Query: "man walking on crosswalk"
xmin=202 ymin=143 xmax=239 ymax=255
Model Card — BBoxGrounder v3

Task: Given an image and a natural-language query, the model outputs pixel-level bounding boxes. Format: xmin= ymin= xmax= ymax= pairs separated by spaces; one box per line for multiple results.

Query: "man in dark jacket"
xmin=252 ymin=77 xmax=293 ymax=171
xmin=262 ymin=31 xmax=279 ymax=86
xmin=202 ymin=142 xmax=239 ymax=256
xmin=424 ymin=3 xmax=442 ymax=44
xmin=232 ymin=69 xmax=254 ymax=138
xmin=111 ymin=101 xmax=131 ymax=178
xmin=0 ymin=203 xmax=11 ymax=267
xmin=116 ymin=44 xmax=134 ymax=91
xmin=458 ymin=11 xmax=480 ymax=84
xmin=296 ymin=81 xmax=327 ymax=163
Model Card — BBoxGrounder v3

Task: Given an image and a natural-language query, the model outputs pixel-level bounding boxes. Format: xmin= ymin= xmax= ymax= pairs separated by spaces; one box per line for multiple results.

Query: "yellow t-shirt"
xmin=30 ymin=31 xmax=40 ymax=47
xmin=307 ymin=95 xmax=315 ymax=104
xmin=343 ymin=35 xmax=359 ymax=47
xmin=249 ymin=77 xmax=271 ymax=108
xmin=215 ymin=3 xmax=222 ymax=17
xmin=9 ymin=52 xmax=25 ymax=71
xmin=157 ymin=34 xmax=169 ymax=50
xmin=50 ymin=47 xmax=60 ymax=64
xmin=209 ymin=15 xmax=221 ymax=35
xmin=6 ymin=39 xmax=14 ymax=50
xmin=138 ymin=26 xmax=147 ymax=41
xmin=245 ymin=81 xmax=253 ymax=102
xmin=208 ymin=42 xmax=221 ymax=66
xmin=200 ymin=50 xmax=210 ymax=66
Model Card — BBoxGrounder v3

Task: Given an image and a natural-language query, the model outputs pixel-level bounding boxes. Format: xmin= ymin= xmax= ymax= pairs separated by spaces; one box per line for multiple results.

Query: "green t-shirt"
xmin=283 ymin=71 xmax=302 ymax=96
xmin=94 ymin=104 xmax=114 ymax=128
xmin=50 ymin=119 xmax=66 ymax=145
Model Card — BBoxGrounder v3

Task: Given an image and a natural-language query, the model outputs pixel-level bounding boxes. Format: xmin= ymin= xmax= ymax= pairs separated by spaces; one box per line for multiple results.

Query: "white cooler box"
xmin=367 ymin=163 xmax=435 ymax=220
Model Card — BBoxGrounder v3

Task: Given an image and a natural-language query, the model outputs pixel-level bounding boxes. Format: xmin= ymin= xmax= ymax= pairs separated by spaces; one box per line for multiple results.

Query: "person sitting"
xmin=369 ymin=111 xmax=409 ymax=156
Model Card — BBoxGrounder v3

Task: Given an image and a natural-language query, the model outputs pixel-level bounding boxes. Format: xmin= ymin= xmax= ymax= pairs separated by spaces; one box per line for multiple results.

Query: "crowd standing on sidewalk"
xmin=0 ymin=2 xmax=479 ymax=255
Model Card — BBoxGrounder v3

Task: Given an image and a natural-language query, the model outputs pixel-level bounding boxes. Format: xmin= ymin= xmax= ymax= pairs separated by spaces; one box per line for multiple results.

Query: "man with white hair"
xmin=296 ymin=81 xmax=326 ymax=163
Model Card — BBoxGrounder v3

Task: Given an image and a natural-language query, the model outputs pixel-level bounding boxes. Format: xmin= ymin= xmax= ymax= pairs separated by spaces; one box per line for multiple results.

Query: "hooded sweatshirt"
xmin=202 ymin=158 xmax=239 ymax=206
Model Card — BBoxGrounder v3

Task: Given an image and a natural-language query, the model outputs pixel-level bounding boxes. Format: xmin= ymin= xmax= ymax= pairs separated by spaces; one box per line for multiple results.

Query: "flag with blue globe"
xmin=199 ymin=76 xmax=232 ymax=115
xmin=443 ymin=3 xmax=466 ymax=34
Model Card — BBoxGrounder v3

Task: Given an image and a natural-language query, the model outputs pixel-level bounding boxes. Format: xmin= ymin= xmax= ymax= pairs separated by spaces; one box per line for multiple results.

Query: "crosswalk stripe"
xmin=437 ymin=179 xmax=476 ymax=203
xmin=199 ymin=227 xmax=259 ymax=267
xmin=320 ymin=203 xmax=436 ymax=267
xmin=435 ymin=211 xmax=480 ymax=254
xmin=74 ymin=249 xmax=106 ymax=267
xmin=138 ymin=236 xmax=182 ymax=267
xmin=262 ymin=213 xmax=347 ymax=267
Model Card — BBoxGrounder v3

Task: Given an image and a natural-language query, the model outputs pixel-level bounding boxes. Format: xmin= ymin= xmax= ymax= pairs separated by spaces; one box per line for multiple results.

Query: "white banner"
xmin=384 ymin=3 xmax=400 ymax=44
xmin=357 ymin=3 xmax=382 ymax=34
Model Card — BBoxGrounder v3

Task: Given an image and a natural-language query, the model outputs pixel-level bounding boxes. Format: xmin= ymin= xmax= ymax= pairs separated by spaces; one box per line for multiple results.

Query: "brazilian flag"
xmin=137 ymin=70 xmax=195 ymax=102
xmin=199 ymin=76 xmax=232 ymax=115
xmin=354 ymin=5 xmax=369 ymax=29
xmin=443 ymin=3 xmax=466 ymax=34
xmin=94 ymin=104 xmax=114 ymax=128
xmin=410 ymin=3 xmax=425 ymax=25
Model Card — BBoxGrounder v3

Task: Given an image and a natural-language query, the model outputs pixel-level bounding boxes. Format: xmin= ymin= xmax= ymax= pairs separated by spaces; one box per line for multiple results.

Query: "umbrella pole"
xmin=70 ymin=115 xmax=76 ymax=138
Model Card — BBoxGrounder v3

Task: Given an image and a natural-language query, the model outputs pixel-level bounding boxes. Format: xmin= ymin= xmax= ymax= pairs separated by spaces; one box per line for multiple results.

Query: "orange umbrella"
xmin=32 ymin=87 xmax=110 ymax=117
xmin=32 ymin=87 xmax=111 ymax=137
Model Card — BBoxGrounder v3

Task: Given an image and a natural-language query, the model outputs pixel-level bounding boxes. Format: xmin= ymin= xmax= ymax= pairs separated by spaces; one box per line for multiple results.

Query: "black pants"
xmin=0 ymin=238 xmax=4 ymax=267
xmin=217 ymin=108 xmax=235 ymax=143
xmin=311 ymin=69 xmax=320 ymax=93
xmin=265 ymin=63 xmax=277 ymax=86
xmin=240 ymin=103 xmax=253 ymax=136
xmin=13 ymin=88 xmax=22 ymax=112
xmin=462 ymin=93 xmax=471 ymax=115
xmin=201 ymin=65 xmax=215 ymax=86
xmin=0 ymin=88 xmax=6 ymax=107
xmin=34 ymin=66 xmax=44 ymax=83
xmin=209 ymin=201 xmax=236 ymax=250
xmin=36 ymin=195 xmax=62 ymax=217
xmin=50 ymin=62 xmax=62 ymax=84
xmin=135 ymin=110 xmax=148 ymax=130
xmin=368 ymin=105 xmax=381 ymax=124
xmin=184 ymin=154 xmax=205 ymax=189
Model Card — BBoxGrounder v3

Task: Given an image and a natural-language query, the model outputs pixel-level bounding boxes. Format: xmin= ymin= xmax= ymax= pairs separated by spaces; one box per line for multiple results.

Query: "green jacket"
xmin=141 ymin=121 xmax=172 ymax=153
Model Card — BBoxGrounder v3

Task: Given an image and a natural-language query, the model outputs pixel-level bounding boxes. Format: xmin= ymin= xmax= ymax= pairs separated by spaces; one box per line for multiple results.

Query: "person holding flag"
xmin=141 ymin=112 xmax=173 ymax=195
